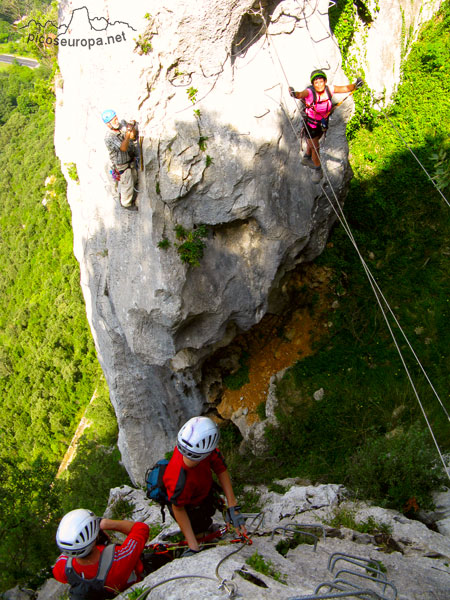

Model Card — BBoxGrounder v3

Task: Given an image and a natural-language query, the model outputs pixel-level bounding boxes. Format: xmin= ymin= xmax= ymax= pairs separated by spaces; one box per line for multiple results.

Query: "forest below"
xmin=0 ymin=0 xmax=449 ymax=593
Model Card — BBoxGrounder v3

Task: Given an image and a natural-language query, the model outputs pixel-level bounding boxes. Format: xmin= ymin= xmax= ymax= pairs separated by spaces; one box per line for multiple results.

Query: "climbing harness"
xmin=303 ymin=84 xmax=333 ymax=128
xmin=133 ymin=517 xmax=255 ymax=599
xmin=65 ymin=544 xmax=117 ymax=600
xmin=110 ymin=168 xmax=121 ymax=182
xmin=144 ymin=525 xmax=251 ymax=559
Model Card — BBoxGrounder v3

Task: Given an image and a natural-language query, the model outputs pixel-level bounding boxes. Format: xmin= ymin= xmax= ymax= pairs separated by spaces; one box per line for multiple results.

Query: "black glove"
xmin=225 ymin=505 xmax=245 ymax=529
xmin=355 ymin=77 xmax=365 ymax=89
xmin=181 ymin=547 xmax=201 ymax=557
xmin=289 ymin=86 xmax=296 ymax=98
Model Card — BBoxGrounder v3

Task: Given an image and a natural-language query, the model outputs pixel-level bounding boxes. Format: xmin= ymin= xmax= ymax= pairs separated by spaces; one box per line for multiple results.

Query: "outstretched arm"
xmin=289 ymin=87 xmax=309 ymax=100
xmin=171 ymin=504 xmax=200 ymax=551
xmin=99 ymin=519 xmax=135 ymax=535
xmin=217 ymin=469 xmax=247 ymax=534
xmin=334 ymin=78 xmax=365 ymax=94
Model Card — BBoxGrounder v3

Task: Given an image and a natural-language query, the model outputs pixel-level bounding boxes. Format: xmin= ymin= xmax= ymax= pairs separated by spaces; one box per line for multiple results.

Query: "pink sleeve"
xmin=304 ymin=88 xmax=314 ymax=104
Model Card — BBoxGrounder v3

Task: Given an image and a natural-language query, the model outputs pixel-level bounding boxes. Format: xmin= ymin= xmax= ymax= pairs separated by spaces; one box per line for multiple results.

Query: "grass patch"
xmin=223 ymin=351 xmax=250 ymax=390
xmin=221 ymin=1 xmax=450 ymax=515
xmin=276 ymin=531 xmax=317 ymax=556
xmin=327 ymin=507 xmax=392 ymax=535
xmin=126 ymin=587 xmax=146 ymax=600
xmin=148 ymin=523 xmax=163 ymax=540
xmin=246 ymin=551 xmax=287 ymax=584
xmin=268 ymin=482 xmax=288 ymax=494
xmin=110 ymin=498 xmax=135 ymax=521
xmin=239 ymin=489 xmax=262 ymax=513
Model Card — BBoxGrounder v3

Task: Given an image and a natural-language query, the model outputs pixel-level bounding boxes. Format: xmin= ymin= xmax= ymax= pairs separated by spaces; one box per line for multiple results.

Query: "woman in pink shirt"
xmin=290 ymin=69 xmax=364 ymax=183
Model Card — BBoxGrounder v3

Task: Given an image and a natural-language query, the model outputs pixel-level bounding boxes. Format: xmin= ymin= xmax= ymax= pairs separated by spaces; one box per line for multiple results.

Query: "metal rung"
xmin=334 ymin=570 xmax=397 ymax=599
xmin=241 ymin=512 xmax=264 ymax=529
xmin=271 ymin=525 xmax=319 ymax=551
xmin=331 ymin=579 xmax=391 ymax=600
xmin=288 ymin=523 xmax=327 ymax=541
xmin=329 ymin=557 xmax=386 ymax=581
xmin=328 ymin=553 xmax=380 ymax=573
xmin=271 ymin=522 xmax=326 ymax=540
xmin=316 ymin=580 xmax=379 ymax=599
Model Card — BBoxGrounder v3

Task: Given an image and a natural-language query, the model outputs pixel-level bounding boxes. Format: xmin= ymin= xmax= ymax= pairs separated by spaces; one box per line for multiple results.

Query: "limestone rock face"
xmin=23 ymin=482 xmax=450 ymax=600
xmin=54 ymin=0 xmax=439 ymax=483
xmin=104 ymin=483 xmax=449 ymax=600
xmin=350 ymin=0 xmax=442 ymax=102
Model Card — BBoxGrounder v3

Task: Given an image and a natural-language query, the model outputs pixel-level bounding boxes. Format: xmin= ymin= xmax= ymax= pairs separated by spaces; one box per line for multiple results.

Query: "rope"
xmin=133 ymin=575 xmax=219 ymax=600
xmin=215 ymin=513 xmax=264 ymax=583
xmin=374 ymin=102 xmax=450 ymax=209
xmin=133 ymin=518 xmax=262 ymax=600
xmin=263 ymin=26 xmax=450 ymax=482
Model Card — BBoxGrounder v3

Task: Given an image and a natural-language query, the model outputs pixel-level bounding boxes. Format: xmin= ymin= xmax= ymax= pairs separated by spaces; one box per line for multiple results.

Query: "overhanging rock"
xmin=55 ymin=0 xmax=354 ymax=483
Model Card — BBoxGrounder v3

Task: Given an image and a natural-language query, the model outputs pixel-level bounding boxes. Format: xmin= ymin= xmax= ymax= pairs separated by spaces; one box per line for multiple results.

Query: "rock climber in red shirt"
xmin=163 ymin=416 xmax=247 ymax=556
xmin=53 ymin=508 xmax=149 ymax=599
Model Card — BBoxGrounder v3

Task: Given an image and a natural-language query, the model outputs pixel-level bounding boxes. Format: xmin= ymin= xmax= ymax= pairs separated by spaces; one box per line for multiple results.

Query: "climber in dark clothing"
xmin=102 ymin=109 xmax=138 ymax=208
xmin=289 ymin=69 xmax=364 ymax=183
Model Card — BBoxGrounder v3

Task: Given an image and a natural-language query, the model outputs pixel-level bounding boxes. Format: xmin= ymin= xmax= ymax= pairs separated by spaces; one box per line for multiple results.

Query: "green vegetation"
xmin=0 ymin=3 xmax=130 ymax=591
xmin=147 ymin=523 xmax=163 ymax=540
xmin=223 ymin=351 xmax=250 ymax=390
xmin=276 ymin=530 xmax=318 ymax=556
xmin=126 ymin=587 xmax=146 ymax=600
xmin=431 ymin=147 xmax=450 ymax=191
xmin=223 ymin=1 xmax=450 ymax=515
xmin=268 ymin=481 xmax=288 ymax=494
xmin=110 ymin=498 xmax=135 ymax=521
xmin=186 ymin=86 xmax=198 ymax=104
xmin=0 ymin=1 xmax=58 ymax=63
xmin=366 ymin=559 xmax=387 ymax=574
xmin=134 ymin=12 xmax=156 ymax=55
xmin=157 ymin=237 xmax=171 ymax=250
xmin=246 ymin=551 xmax=287 ymax=584
xmin=65 ymin=161 xmax=79 ymax=182
xmin=327 ymin=507 xmax=392 ymax=535
xmin=134 ymin=34 xmax=152 ymax=55
xmin=174 ymin=223 xmax=208 ymax=267
xmin=239 ymin=488 xmax=261 ymax=513
xmin=198 ymin=135 xmax=208 ymax=152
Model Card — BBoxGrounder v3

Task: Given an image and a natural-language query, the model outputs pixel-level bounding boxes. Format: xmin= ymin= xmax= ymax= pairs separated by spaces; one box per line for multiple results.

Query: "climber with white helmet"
xmin=53 ymin=508 xmax=149 ymax=599
xmin=102 ymin=109 xmax=139 ymax=210
xmin=289 ymin=69 xmax=365 ymax=183
xmin=163 ymin=416 xmax=247 ymax=556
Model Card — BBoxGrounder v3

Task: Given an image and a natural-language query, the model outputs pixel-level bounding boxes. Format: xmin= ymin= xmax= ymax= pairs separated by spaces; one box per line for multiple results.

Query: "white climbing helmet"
xmin=56 ymin=509 xmax=100 ymax=557
xmin=177 ymin=416 xmax=220 ymax=461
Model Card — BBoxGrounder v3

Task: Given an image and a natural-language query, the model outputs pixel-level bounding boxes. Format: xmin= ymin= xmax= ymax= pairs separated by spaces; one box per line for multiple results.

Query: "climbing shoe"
xmin=301 ymin=154 xmax=315 ymax=169
xmin=311 ymin=166 xmax=323 ymax=183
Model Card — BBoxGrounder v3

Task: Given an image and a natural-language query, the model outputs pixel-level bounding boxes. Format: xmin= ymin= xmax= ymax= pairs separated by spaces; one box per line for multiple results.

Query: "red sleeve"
xmin=52 ymin=555 xmax=68 ymax=583
xmin=104 ymin=523 xmax=150 ymax=592
xmin=210 ymin=448 xmax=227 ymax=475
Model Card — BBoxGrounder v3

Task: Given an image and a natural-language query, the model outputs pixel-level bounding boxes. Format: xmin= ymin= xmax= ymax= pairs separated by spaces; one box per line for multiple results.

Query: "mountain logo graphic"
xmin=19 ymin=6 xmax=136 ymax=51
